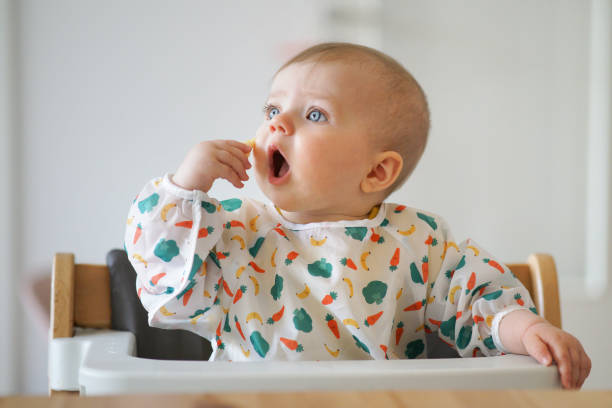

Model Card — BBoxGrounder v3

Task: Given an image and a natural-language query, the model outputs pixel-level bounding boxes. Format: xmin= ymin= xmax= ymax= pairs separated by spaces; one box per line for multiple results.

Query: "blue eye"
xmin=267 ymin=107 xmax=280 ymax=120
xmin=307 ymin=109 xmax=327 ymax=122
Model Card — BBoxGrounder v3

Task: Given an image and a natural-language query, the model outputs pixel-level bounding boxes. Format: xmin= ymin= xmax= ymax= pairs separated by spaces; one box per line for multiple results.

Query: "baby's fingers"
xmin=215 ymin=149 xmax=249 ymax=181
xmin=578 ymin=344 xmax=592 ymax=388
xmin=547 ymin=341 xmax=574 ymax=389
xmin=217 ymin=162 xmax=245 ymax=188
xmin=523 ymin=333 xmax=553 ymax=366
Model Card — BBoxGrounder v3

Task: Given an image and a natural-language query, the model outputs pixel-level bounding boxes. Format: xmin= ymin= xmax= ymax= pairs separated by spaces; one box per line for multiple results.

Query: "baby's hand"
xmin=173 ymin=140 xmax=252 ymax=192
xmin=521 ymin=321 xmax=591 ymax=389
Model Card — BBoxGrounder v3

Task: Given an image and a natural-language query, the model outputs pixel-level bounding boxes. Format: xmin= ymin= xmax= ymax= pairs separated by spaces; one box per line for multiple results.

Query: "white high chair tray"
xmin=49 ymin=328 xmax=560 ymax=395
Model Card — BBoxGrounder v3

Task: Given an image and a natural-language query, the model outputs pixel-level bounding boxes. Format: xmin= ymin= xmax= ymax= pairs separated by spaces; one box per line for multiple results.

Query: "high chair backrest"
xmin=51 ymin=252 xmax=562 ymax=340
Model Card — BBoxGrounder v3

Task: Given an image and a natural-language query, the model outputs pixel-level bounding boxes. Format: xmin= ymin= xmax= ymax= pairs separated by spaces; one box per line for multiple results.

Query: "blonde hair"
xmin=277 ymin=42 xmax=430 ymax=193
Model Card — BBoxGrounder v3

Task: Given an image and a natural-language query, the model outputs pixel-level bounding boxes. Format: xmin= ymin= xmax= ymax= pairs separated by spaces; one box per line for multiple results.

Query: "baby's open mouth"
xmin=268 ymin=145 xmax=290 ymax=183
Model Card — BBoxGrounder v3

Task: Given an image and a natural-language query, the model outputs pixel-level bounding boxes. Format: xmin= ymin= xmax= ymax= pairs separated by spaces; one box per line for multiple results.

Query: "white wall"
xmin=0 ymin=0 xmax=19 ymax=395
xmin=5 ymin=0 xmax=610 ymax=394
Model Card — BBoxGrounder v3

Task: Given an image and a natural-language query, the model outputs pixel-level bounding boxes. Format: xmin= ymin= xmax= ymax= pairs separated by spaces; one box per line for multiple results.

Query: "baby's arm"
xmin=498 ymin=309 xmax=591 ymax=389
xmin=124 ymin=139 xmax=252 ymax=338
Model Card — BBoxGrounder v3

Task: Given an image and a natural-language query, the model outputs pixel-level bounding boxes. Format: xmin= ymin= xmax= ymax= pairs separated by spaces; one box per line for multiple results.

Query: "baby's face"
xmin=252 ymin=60 xmax=382 ymax=221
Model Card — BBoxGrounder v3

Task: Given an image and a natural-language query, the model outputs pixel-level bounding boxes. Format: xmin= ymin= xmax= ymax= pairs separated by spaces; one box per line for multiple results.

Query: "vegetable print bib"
xmin=125 ymin=174 xmax=536 ymax=361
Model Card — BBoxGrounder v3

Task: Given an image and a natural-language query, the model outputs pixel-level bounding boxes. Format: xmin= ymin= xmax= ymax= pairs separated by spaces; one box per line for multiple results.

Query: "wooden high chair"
xmin=49 ymin=252 xmax=562 ymax=395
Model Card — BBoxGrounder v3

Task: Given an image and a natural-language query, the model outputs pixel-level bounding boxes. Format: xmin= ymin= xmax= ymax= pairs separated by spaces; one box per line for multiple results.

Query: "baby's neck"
xmin=277 ymin=205 xmax=380 ymax=225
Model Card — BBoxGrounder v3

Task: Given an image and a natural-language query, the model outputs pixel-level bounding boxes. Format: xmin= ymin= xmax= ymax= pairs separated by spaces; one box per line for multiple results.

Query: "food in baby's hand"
xmin=245 ymin=138 xmax=256 ymax=156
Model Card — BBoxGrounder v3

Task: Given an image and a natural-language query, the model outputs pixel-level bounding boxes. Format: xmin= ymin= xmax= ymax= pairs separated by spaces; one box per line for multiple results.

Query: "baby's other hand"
xmin=521 ymin=321 xmax=591 ymax=389
xmin=173 ymin=140 xmax=252 ymax=192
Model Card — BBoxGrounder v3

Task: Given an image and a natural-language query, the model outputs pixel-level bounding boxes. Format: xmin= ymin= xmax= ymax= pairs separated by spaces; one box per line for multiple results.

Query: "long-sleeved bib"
xmin=125 ymin=174 xmax=536 ymax=361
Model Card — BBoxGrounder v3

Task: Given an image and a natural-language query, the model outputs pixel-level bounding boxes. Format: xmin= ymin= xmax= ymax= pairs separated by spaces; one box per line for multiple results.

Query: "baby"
xmin=125 ymin=42 xmax=590 ymax=389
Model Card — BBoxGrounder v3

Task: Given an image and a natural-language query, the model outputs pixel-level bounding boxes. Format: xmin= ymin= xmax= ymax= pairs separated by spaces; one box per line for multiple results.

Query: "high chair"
xmin=48 ymin=251 xmax=562 ymax=396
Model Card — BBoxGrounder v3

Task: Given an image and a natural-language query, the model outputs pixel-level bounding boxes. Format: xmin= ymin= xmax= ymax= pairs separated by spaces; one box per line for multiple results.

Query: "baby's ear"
xmin=360 ymin=151 xmax=403 ymax=194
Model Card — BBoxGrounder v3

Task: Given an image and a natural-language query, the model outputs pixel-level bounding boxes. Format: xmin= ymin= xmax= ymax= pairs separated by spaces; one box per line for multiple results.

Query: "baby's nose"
xmin=269 ymin=120 xmax=293 ymax=135
xmin=269 ymin=123 xmax=285 ymax=133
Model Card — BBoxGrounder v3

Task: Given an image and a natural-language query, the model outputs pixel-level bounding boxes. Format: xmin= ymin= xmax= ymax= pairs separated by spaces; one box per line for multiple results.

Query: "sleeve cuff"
xmin=491 ymin=305 xmax=531 ymax=353
xmin=162 ymin=173 xmax=206 ymax=201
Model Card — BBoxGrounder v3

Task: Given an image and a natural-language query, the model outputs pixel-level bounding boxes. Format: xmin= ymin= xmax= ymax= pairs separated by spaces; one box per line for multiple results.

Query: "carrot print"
xmin=267 ymin=305 xmax=285 ymax=324
xmin=222 ymin=280 xmax=234 ymax=297
xmin=380 ymin=344 xmax=389 ymax=360
xmin=395 ymin=321 xmax=404 ymax=345
xmin=514 ymin=293 xmax=524 ymax=306
xmin=175 ymin=220 xmax=193 ymax=228
xmin=273 ymin=224 xmax=289 ymax=240
xmin=133 ymin=223 xmax=142 ymax=244
xmin=428 ymin=318 xmax=441 ymax=327
xmin=403 ymin=298 xmax=426 ymax=311
xmin=183 ymin=288 xmax=193 ymax=306
xmin=389 ymin=248 xmax=400 ymax=271
xmin=473 ymin=315 xmax=484 ymax=324
xmin=216 ymin=251 xmax=229 ymax=260
xmin=225 ymin=220 xmax=246 ymax=229
xmin=150 ymin=272 xmax=166 ymax=285
xmin=234 ymin=315 xmax=246 ymax=341
xmin=370 ymin=228 xmax=384 ymax=244
xmin=249 ymin=261 xmax=265 ymax=273
xmin=280 ymin=337 xmax=303 ymax=352
xmin=394 ymin=205 xmax=406 ymax=213
xmin=233 ymin=285 xmax=247 ymax=304
xmin=483 ymin=258 xmax=505 ymax=274
xmin=285 ymin=251 xmax=299 ymax=265
xmin=321 ymin=292 xmax=337 ymax=305
xmin=198 ymin=226 xmax=214 ymax=238
xmin=340 ymin=257 xmax=358 ymax=270
xmin=422 ymin=255 xmax=429 ymax=282
xmin=424 ymin=235 xmax=433 ymax=245
xmin=364 ymin=311 xmax=383 ymax=327
xmin=465 ymin=272 xmax=476 ymax=294
xmin=215 ymin=320 xmax=224 ymax=349
xmin=326 ymin=314 xmax=340 ymax=339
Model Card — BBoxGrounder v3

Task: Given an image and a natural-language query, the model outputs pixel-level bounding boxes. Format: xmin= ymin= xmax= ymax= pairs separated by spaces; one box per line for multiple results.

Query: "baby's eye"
xmin=266 ymin=107 xmax=280 ymax=120
xmin=307 ymin=109 xmax=327 ymax=122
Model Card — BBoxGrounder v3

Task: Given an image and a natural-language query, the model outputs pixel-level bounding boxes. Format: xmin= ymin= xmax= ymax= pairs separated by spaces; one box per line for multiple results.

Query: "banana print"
xmin=190 ymin=314 xmax=204 ymax=325
xmin=449 ymin=285 xmax=461 ymax=304
xmin=296 ymin=283 xmax=310 ymax=299
xmin=159 ymin=306 xmax=175 ymax=316
xmin=231 ymin=235 xmax=246 ymax=250
xmin=249 ymin=215 xmax=259 ymax=232
xmin=127 ymin=177 xmax=536 ymax=362
xmin=246 ymin=312 xmax=263 ymax=325
xmin=360 ymin=251 xmax=371 ymax=271
xmin=160 ymin=203 xmax=177 ymax=222
xmin=309 ymin=236 xmax=327 ymax=246
xmin=397 ymin=225 xmax=415 ymax=236
xmin=467 ymin=245 xmax=480 ymax=256
xmin=132 ymin=253 xmax=148 ymax=268
xmin=342 ymin=277 xmax=354 ymax=298
xmin=271 ymin=247 xmax=277 ymax=267
xmin=342 ymin=318 xmax=360 ymax=329
xmin=324 ymin=344 xmax=340 ymax=358
xmin=248 ymin=275 xmax=260 ymax=295
xmin=235 ymin=266 xmax=246 ymax=279
xmin=442 ymin=241 xmax=460 ymax=259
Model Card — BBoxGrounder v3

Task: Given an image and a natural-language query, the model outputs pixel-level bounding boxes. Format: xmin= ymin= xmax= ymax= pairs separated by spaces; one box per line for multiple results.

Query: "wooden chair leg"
xmin=51 ymin=253 xmax=75 ymax=339
xmin=527 ymin=253 xmax=562 ymax=329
